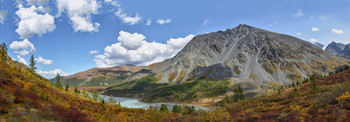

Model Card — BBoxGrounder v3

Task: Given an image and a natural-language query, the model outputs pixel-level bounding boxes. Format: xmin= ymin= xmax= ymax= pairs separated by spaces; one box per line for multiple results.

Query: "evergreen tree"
xmin=160 ymin=104 xmax=169 ymax=112
xmin=100 ymin=99 xmax=106 ymax=114
xmin=296 ymin=81 xmax=300 ymax=86
xmin=172 ymin=105 xmax=180 ymax=113
xmin=292 ymin=83 xmax=295 ymax=87
xmin=234 ymin=85 xmax=245 ymax=101
xmin=29 ymin=55 xmax=37 ymax=71
xmin=55 ymin=74 xmax=62 ymax=89
xmin=278 ymin=87 xmax=281 ymax=95
xmin=74 ymin=86 xmax=79 ymax=94
xmin=108 ymin=95 xmax=117 ymax=104
xmin=0 ymin=42 xmax=7 ymax=62
xmin=65 ymin=82 xmax=69 ymax=91
xmin=92 ymin=89 xmax=99 ymax=100
xmin=82 ymin=88 xmax=89 ymax=98
xmin=311 ymin=80 xmax=319 ymax=94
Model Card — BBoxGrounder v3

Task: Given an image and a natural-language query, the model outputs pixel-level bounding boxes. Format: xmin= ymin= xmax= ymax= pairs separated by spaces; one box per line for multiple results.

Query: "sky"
xmin=0 ymin=0 xmax=349 ymax=78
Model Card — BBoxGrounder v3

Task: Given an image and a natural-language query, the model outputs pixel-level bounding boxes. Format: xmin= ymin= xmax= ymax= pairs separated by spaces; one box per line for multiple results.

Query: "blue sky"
xmin=0 ymin=0 xmax=349 ymax=78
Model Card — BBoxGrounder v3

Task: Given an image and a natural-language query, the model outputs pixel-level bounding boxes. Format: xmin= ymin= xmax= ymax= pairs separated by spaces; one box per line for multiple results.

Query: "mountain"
xmin=325 ymin=42 xmax=346 ymax=55
xmin=314 ymin=42 xmax=325 ymax=49
xmin=342 ymin=44 xmax=350 ymax=56
xmin=61 ymin=65 xmax=144 ymax=87
xmin=134 ymin=24 xmax=348 ymax=94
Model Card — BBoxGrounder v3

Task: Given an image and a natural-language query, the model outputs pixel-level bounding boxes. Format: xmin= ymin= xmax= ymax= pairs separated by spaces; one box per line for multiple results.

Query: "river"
xmin=91 ymin=94 xmax=211 ymax=111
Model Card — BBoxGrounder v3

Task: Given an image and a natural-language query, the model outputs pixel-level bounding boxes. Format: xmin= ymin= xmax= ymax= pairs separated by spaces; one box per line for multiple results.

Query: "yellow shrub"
xmin=336 ymin=91 xmax=350 ymax=103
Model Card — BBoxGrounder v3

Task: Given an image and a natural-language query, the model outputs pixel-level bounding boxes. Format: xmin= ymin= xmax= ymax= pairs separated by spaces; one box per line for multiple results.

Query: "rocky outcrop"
xmin=325 ymin=42 xmax=346 ymax=55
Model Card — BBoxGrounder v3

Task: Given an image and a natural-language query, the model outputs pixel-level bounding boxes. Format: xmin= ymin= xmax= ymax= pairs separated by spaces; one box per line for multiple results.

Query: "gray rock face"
xmin=342 ymin=44 xmax=350 ymax=56
xmin=325 ymin=42 xmax=346 ymax=55
xmin=314 ymin=42 xmax=325 ymax=49
xmin=141 ymin=24 xmax=348 ymax=89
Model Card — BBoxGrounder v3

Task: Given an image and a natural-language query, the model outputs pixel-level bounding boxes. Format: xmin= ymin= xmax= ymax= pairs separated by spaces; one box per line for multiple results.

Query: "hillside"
xmin=222 ymin=67 xmax=350 ymax=121
xmin=60 ymin=65 xmax=144 ymax=87
xmin=0 ymin=47 xmax=152 ymax=121
xmin=117 ymin=24 xmax=348 ymax=99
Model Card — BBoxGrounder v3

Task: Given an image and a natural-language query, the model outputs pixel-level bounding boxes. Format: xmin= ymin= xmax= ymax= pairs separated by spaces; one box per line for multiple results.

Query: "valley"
xmin=1 ymin=24 xmax=350 ymax=121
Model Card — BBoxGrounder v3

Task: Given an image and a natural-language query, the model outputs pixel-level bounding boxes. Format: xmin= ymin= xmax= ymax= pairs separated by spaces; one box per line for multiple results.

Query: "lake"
xmin=91 ymin=94 xmax=211 ymax=111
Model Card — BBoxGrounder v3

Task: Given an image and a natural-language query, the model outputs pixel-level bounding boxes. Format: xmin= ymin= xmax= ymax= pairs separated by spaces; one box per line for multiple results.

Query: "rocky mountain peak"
xmin=133 ymin=24 xmax=348 ymax=96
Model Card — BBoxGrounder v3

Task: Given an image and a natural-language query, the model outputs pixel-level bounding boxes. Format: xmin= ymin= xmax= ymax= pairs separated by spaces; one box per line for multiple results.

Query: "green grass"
xmin=105 ymin=76 xmax=230 ymax=102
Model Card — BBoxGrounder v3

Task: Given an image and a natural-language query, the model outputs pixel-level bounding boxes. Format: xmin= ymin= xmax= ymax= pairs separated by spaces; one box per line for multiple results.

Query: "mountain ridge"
xmin=135 ymin=24 xmax=348 ymax=91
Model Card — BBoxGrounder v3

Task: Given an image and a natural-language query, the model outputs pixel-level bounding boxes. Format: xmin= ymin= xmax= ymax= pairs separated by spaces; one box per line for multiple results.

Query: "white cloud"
xmin=146 ymin=19 xmax=152 ymax=26
xmin=0 ymin=10 xmax=8 ymax=24
xmin=35 ymin=56 xmax=53 ymax=65
xmin=15 ymin=5 xmax=56 ymax=39
xmin=312 ymin=27 xmax=319 ymax=32
xmin=203 ymin=19 xmax=211 ymax=25
xmin=332 ymin=28 xmax=343 ymax=35
xmin=9 ymin=39 xmax=36 ymax=56
xmin=94 ymin=31 xmax=195 ymax=67
xmin=310 ymin=38 xmax=317 ymax=42
xmin=117 ymin=31 xmax=146 ymax=50
xmin=115 ymin=9 xmax=141 ymax=25
xmin=294 ymin=9 xmax=304 ymax=17
xmin=17 ymin=55 xmax=27 ymax=65
xmin=157 ymin=18 xmax=171 ymax=25
xmin=25 ymin=0 xmax=50 ymax=5
xmin=89 ymin=50 xmax=99 ymax=54
xmin=296 ymin=32 xmax=301 ymax=35
xmin=104 ymin=0 xmax=119 ymax=7
xmin=37 ymin=69 xmax=69 ymax=78
xmin=56 ymin=0 xmax=100 ymax=32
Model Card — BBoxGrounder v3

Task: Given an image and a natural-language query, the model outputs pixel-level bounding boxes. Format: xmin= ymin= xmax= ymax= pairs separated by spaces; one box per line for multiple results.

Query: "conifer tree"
xmin=55 ymin=74 xmax=62 ymax=89
xmin=108 ymin=95 xmax=117 ymax=104
xmin=172 ymin=105 xmax=180 ymax=113
xmin=92 ymin=89 xmax=99 ymax=100
xmin=160 ymin=104 xmax=169 ymax=112
xmin=65 ymin=82 xmax=69 ymax=91
xmin=311 ymin=80 xmax=319 ymax=94
xmin=74 ymin=86 xmax=79 ymax=94
xmin=234 ymin=85 xmax=245 ymax=101
xmin=29 ymin=55 xmax=37 ymax=71
xmin=82 ymin=88 xmax=89 ymax=98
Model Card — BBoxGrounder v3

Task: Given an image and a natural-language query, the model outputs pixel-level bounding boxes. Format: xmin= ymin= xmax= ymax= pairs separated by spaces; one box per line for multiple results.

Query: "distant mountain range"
xmin=59 ymin=65 xmax=144 ymax=87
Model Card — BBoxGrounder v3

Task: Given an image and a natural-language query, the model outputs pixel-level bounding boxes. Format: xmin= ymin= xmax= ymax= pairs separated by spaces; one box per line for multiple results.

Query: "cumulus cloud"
xmin=35 ymin=56 xmax=53 ymax=65
xmin=312 ymin=27 xmax=319 ymax=32
xmin=94 ymin=31 xmax=195 ymax=67
xmin=332 ymin=28 xmax=343 ymax=35
xmin=89 ymin=50 xmax=99 ymax=54
xmin=15 ymin=5 xmax=56 ymax=39
xmin=9 ymin=39 xmax=36 ymax=56
xmin=115 ymin=9 xmax=141 ymax=25
xmin=37 ymin=69 xmax=69 ymax=78
xmin=294 ymin=9 xmax=304 ymax=17
xmin=296 ymin=32 xmax=301 ymax=36
xmin=0 ymin=10 xmax=8 ymax=24
xmin=56 ymin=0 xmax=100 ymax=32
xmin=310 ymin=38 xmax=317 ymax=42
xmin=17 ymin=55 xmax=27 ymax=65
xmin=157 ymin=18 xmax=171 ymax=25
xmin=25 ymin=0 xmax=50 ymax=5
